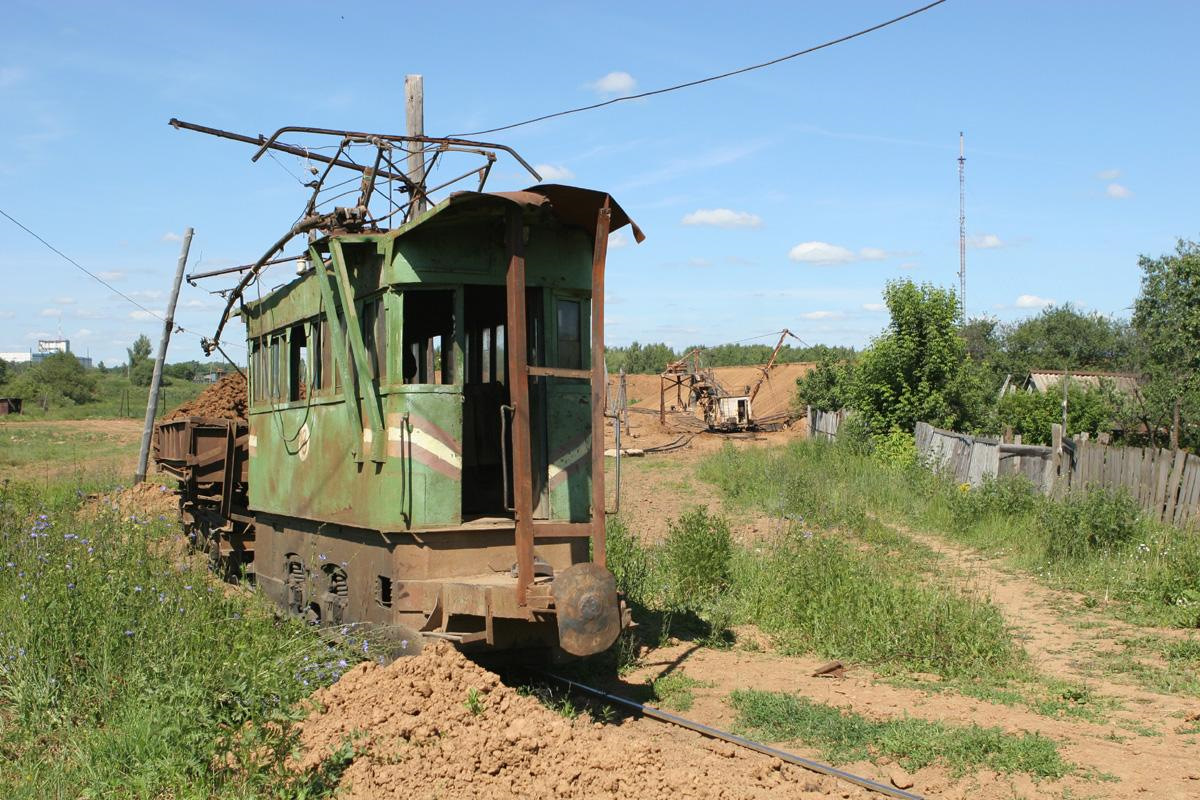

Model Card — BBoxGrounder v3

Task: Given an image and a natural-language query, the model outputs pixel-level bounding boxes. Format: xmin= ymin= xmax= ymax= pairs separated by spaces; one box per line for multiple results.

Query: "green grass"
xmin=887 ymin=675 xmax=1123 ymax=725
xmin=730 ymin=690 xmax=1071 ymax=779
xmin=648 ymin=670 xmax=711 ymax=712
xmin=1088 ymin=634 xmax=1200 ymax=697
xmin=698 ymin=439 xmax=1200 ymax=630
xmin=0 ymin=477 xmax=359 ymax=798
xmin=4 ymin=372 xmax=208 ymax=421
xmin=0 ymin=421 xmax=141 ymax=475
xmin=608 ymin=502 xmax=1026 ymax=681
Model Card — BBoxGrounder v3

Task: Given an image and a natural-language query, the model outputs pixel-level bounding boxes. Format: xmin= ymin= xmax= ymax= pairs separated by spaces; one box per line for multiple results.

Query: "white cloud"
xmin=608 ymin=231 xmax=629 ymax=249
xmin=1106 ymin=183 xmax=1131 ymax=199
xmin=898 ymin=262 xmax=917 ymax=271
xmin=98 ymin=270 xmax=125 ymax=281
xmin=162 ymin=232 xmax=183 ymax=243
xmin=39 ymin=308 xmax=62 ymax=317
xmin=788 ymin=241 xmax=893 ymax=265
xmin=534 ymin=163 xmax=574 ymax=182
xmin=129 ymin=310 xmax=162 ymax=321
xmin=53 ymin=296 xmax=76 ymax=305
xmin=129 ymin=289 xmax=164 ymax=301
xmin=0 ymin=311 xmax=14 ymax=319
xmin=800 ymin=310 xmax=845 ymax=320
xmin=969 ymin=233 xmax=1004 ymax=249
xmin=862 ymin=303 xmax=886 ymax=312
xmin=1015 ymin=294 xmax=1055 ymax=309
xmin=72 ymin=328 xmax=93 ymax=338
xmin=1096 ymin=168 xmax=1121 ymax=180
xmin=587 ymin=71 xmax=636 ymax=95
xmin=681 ymin=208 xmax=762 ymax=229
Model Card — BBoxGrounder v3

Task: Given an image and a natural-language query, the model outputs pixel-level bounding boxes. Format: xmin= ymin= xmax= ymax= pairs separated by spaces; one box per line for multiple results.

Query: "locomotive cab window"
xmin=402 ymin=289 xmax=455 ymax=384
xmin=288 ymin=324 xmax=307 ymax=402
xmin=556 ymin=298 xmax=582 ymax=369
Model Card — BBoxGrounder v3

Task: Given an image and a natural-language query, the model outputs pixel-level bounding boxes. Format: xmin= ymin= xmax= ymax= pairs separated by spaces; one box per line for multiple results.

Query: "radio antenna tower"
xmin=957 ymin=131 xmax=967 ymax=324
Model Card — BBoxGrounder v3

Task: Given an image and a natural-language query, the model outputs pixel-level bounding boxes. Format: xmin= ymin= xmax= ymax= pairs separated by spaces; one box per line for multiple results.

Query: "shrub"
xmin=659 ymin=507 xmax=733 ymax=615
xmin=1041 ymin=488 xmax=1142 ymax=561
xmin=871 ymin=428 xmax=917 ymax=469
xmin=949 ymin=475 xmax=1041 ymax=528
xmin=605 ymin=517 xmax=654 ymax=606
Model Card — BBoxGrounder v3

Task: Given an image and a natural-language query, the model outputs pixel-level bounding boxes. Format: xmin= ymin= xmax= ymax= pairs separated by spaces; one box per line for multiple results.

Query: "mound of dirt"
xmin=87 ymin=481 xmax=179 ymax=521
xmin=163 ymin=373 xmax=248 ymax=421
xmin=297 ymin=643 xmax=857 ymax=799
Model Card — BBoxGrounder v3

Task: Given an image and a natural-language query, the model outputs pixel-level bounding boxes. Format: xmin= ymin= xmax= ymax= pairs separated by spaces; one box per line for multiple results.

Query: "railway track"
xmin=541 ymin=671 xmax=924 ymax=800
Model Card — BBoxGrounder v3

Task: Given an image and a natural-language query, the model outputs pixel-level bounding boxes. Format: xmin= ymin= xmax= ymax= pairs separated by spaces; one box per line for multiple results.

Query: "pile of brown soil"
xmin=298 ymin=643 xmax=857 ymax=799
xmin=163 ymin=373 xmax=248 ymax=421
xmin=87 ymin=480 xmax=179 ymax=521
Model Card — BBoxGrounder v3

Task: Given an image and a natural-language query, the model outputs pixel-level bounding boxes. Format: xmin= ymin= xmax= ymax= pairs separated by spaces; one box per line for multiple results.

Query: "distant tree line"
xmin=606 ymin=340 xmax=855 ymax=375
xmin=797 ymin=238 xmax=1200 ymax=452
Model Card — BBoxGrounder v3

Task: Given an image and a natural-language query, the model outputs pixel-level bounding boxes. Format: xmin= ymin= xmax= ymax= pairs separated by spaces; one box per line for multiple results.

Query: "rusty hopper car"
xmin=160 ymin=122 xmax=644 ymax=658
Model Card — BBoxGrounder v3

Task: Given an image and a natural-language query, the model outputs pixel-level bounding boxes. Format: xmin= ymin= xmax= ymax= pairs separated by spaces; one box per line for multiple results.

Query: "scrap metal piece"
xmin=553 ymin=562 xmax=620 ymax=656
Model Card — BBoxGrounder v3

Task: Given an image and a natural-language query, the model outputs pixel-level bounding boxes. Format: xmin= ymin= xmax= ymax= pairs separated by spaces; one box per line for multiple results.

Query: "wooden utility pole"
xmin=135 ymin=227 xmax=193 ymax=483
xmin=405 ymin=74 xmax=427 ymax=214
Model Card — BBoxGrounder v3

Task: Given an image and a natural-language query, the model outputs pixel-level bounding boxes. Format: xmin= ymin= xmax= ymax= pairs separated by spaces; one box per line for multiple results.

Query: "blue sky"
xmin=3 ymin=1 xmax=1198 ymax=365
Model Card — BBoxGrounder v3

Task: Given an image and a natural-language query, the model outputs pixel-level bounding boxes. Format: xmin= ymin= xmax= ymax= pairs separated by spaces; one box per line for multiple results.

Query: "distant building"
xmin=1018 ymin=369 xmax=1142 ymax=401
xmin=0 ymin=398 xmax=22 ymax=415
xmin=0 ymin=339 xmax=93 ymax=369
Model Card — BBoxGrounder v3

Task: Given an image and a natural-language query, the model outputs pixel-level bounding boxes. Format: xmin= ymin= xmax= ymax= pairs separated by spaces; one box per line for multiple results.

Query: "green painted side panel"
xmin=248 ymin=386 xmax=464 ymax=531
xmin=388 ymin=221 xmax=592 ymax=290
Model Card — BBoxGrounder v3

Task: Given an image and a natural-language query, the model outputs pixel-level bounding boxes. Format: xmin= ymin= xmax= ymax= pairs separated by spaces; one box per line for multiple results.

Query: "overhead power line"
xmin=451 ymin=0 xmax=949 ymax=137
xmin=0 ymin=206 xmax=234 ymax=349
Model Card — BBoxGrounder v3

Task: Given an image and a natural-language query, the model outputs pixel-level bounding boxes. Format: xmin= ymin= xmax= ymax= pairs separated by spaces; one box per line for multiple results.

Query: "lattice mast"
xmin=958 ymin=131 xmax=967 ymax=324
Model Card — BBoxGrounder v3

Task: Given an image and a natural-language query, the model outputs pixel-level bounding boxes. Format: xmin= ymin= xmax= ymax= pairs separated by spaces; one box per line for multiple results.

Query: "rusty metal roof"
xmin=395 ymin=183 xmax=644 ymax=244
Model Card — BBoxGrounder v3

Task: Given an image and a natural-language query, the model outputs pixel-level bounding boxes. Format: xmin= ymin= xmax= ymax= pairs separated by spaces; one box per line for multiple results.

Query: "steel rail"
xmin=541 ymin=672 xmax=924 ymax=800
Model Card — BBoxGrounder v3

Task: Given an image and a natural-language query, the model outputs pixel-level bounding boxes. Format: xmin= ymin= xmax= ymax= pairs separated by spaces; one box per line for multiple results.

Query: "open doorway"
xmin=462 ymin=286 xmax=509 ymax=517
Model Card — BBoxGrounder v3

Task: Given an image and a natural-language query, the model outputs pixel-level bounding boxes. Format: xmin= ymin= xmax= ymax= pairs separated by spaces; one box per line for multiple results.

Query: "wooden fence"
xmin=807 ymin=407 xmax=846 ymax=441
xmin=913 ymin=421 xmax=1200 ymax=528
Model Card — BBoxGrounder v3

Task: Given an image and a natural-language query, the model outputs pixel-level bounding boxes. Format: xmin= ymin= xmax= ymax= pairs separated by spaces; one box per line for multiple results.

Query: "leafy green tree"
xmin=127 ymin=334 xmax=152 ymax=373
xmin=7 ymin=353 xmax=99 ymax=408
xmin=0 ymin=357 xmax=7 ymax=386
xmin=793 ymin=356 xmax=854 ymax=413
xmin=1132 ymin=238 xmax=1200 ymax=449
xmin=1001 ymin=304 xmax=1134 ymax=376
xmin=850 ymin=280 xmax=986 ymax=434
xmin=605 ymin=341 xmax=678 ymax=374
xmin=995 ymin=381 xmax=1116 ymax=445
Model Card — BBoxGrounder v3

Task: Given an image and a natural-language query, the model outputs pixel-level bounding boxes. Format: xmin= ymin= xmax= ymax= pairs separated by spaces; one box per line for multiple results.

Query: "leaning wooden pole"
xmin=135 ymin=227 xmax=193 ymax=483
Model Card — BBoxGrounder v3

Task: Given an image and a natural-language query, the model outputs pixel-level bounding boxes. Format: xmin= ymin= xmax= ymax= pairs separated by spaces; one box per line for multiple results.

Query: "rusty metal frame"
xmin=504 ymin=207 xmax=535 ymax=605
xmin=590 ymin=200 xmax=612 ymax=568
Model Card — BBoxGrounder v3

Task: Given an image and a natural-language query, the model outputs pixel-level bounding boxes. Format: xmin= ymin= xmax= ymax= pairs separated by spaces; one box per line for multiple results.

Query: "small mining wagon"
xmin=157 ymin=123 xmax=643 ymax=657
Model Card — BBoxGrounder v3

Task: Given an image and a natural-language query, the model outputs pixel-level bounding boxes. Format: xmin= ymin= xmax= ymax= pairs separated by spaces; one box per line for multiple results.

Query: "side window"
xmin=309 ymin=318 xmax=323 ymax=393
xmin=269 ymin=332 xmax=287 ymax=402
xmin=289 ymin=324 xmax=307 ymax=402
xmin=402 ymin=290 xmax=455 ymax=385
xmin=556 ymin=298 xmax=582 ymax=369
xmin=360 ymin=296 xmax=387 ymax=380
xmin=250 ymin=340 xmax=264 ymax=403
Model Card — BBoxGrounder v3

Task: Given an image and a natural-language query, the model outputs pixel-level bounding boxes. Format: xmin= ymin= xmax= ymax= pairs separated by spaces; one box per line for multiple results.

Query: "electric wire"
xmin=0 ymin=206 xmax=245 ymax=351
xmin=450 ymin=0 xmax=948 ymax=137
